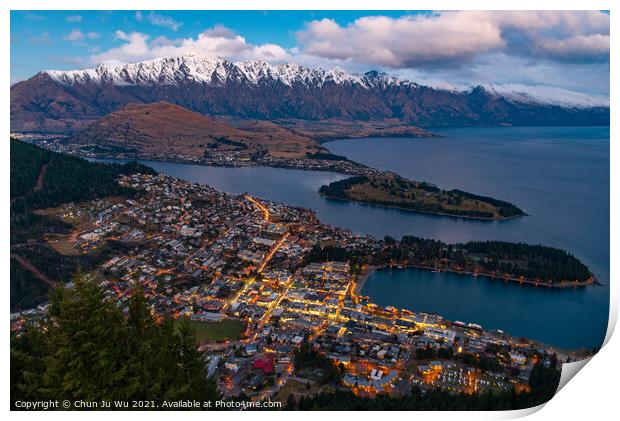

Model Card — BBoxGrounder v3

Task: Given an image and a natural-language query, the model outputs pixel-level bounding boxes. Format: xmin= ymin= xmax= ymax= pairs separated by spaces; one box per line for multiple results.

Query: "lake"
xmin=362 ymin=267 xmax=605 ymax=350
xmin=328 ymin=126 xmax=609 ymax=350
xmin=110 ymin=126 xmax=609 ymax=350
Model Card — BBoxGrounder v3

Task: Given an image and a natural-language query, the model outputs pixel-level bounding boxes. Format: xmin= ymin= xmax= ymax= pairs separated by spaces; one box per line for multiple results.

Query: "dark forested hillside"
xmin=10 ymin=139 xmax=156 ymax=311
xmin=11 ymin=139 xmax=155 ymax=240
xmin=11 ymin=140 xmax=156 ymax=212
xmin=11 ymin=277 xmax=218 ymax=407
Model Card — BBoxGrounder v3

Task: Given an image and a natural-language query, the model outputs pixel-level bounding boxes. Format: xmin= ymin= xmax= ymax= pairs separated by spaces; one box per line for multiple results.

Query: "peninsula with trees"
xmin=11 ymin=140 xmax=594 ymax=411
xmin=319 ymin=173 xmax=525 ymax=220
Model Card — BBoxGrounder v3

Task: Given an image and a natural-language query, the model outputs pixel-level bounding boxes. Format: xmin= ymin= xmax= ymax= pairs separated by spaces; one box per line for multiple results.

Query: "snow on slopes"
xmin=481 ymin=84 xmax=610 ymax=108
xmin=44 ymin=55 xmax=393 ymax=89
xmin=44 ymin=55 xmax=606 ymax=108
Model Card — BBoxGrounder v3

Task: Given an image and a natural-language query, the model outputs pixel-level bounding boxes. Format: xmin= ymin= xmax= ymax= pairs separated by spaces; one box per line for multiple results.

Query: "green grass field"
xmin=176 ymin=318 xmax=246 ymax=343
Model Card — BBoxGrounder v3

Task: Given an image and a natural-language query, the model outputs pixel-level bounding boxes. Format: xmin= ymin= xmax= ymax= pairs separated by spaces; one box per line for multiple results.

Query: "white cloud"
xmin=62 ymin=29 xmax=98 ymax=42
xmin=535 ymin=34 xmax=609 ymax=61
xmin=24 ymin=12 xmax=45 ymax=21
xmin=90 ymin=26 xmax=290 ymax=65
xmin=90 ymin=31 xmax=151 ymax=66
xmin=28 ymin=32 xmax=52 ymax=45
xmin=136 ymin=11 xmax=182 ymax=31
xmin=47 ymin=54 xmax=87 ymax=67
xmin=298 ymin=14 xmax=503 ymax=67
xmin=79 ymin=13 xmax=608 ymax=99
xmin=395 ymin=52 xmax=610 ymax=98
xmin=66 ymin=15 xmax=82 ymax=23
xmin=63 ymin=29 xmax=83 ymax=42
xmin=296 ymin=11 xmax=609 ymax=68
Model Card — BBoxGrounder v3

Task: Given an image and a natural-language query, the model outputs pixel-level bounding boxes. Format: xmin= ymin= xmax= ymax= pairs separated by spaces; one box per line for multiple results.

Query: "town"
xmin=11 ymin=171 xmax=570 ymax=403
xmin=12 ymin=134 xmax=373 ymax=177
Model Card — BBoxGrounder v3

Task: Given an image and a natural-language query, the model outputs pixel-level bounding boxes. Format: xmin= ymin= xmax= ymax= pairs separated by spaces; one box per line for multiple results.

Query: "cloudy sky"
xmin=10 ymin=10 xmax=610 ymax=99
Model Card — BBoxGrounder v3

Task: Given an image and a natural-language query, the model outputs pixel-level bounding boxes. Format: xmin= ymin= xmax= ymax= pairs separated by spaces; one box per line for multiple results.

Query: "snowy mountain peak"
xmin=43 ymin=55 xmax=411 ymax=90
xmin=41 ymin=55 xmax=608 ymax=108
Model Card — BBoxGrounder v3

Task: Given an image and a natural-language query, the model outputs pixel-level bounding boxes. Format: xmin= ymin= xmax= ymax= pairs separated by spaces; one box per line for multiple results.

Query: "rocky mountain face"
xmin=11 ymin=55 xmax=610 ymax=133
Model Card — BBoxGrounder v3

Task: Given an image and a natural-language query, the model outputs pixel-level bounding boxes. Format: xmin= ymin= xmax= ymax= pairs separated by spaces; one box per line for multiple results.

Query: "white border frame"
xmin=3 ymin=1 xmax=616 ymax=419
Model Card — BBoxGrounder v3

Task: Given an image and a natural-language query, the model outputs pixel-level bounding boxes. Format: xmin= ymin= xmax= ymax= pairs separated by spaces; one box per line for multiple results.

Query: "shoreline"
xmin=91 ymin=153 xmax=526 ymax=222
xmin=320 ymin=193 xmax=524 ymax=222
xmin=355 ymin=264 xmax=596 ymax=355
xmin=354 ymin=265 xmax=377 ymax=296
xmin=71 ymin=152 xmax=366 ymax=177
xmin=376 ymin=264 xmax=595 ymax=289
xmin=90 ymin=153 xmax=592 ymax=291
xmin=18 ymin=139 xmax=603 ymax=356
xmin=40 ymin=140 xmax=526 ymax=222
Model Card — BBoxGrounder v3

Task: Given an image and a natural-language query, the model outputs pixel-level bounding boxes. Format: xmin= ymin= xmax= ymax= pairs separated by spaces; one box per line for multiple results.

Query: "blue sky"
xmin=11 ymin=11 xmax=426 ymax=77
xmin=10 ymin=10 xmax=610 ymax=101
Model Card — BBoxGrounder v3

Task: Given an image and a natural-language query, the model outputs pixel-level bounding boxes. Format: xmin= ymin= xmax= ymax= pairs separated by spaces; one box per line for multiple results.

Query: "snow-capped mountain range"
xmin=44 ymin=55 xmax=406 ymax=90
xmin=11 ymin=55 xmax=609 ymax=133
xmin=43 ymin=55 xmax=608 ymax=108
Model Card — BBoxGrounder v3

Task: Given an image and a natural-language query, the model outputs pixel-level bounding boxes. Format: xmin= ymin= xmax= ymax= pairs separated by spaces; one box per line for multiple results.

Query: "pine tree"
xmin=11 ymin=327 xmax=48 ymax=405
xmin=11 ymin=274 xmax=222 ymax=407
xmin=124 ymin=287 xmax=170 ymax=400
xmin=172 ymin=317 xmax=217 ymax=401
xmin=285 ymin=394 xmax=297 ymax=410
xmin=41 ymin=275 xmax=130 ymax=401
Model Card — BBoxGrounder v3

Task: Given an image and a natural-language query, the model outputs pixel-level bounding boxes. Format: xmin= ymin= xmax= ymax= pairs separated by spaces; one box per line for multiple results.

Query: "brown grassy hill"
xmin=69 ymin=102 xmax=324 ymax=159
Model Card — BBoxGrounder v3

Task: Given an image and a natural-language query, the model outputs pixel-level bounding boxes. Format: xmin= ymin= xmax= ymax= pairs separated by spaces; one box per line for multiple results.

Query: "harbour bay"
xmin=104 ymin=126 xmax=609 ymax=349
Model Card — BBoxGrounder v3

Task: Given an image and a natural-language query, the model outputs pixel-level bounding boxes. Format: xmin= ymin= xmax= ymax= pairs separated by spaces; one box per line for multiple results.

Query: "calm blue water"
xmin=108 ymin=126 xmax=609 ymax=349
xmin=328 ymin=126 xmax=609 ymax=350
xmin=363 ymin=268 xmax=605 ymax=350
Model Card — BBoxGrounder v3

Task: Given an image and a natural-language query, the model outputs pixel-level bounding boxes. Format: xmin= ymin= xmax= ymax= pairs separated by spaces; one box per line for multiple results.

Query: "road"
xmin=257 ymin=232 xmax=289 ymax=273
xmin=11 ymin=253 xmax=58 ymax=288
xmin=244 ymin=194 xmax=270 ymax=223
xmin=223 ymin=195 xmax=287 ymax=313
xmin=33 ymin=163 xmax=48 ymax=192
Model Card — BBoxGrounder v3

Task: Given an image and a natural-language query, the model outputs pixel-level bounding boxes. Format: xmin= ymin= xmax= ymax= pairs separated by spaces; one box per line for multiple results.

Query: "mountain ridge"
xmin=11 ymin=55 xmax=610 ymax=133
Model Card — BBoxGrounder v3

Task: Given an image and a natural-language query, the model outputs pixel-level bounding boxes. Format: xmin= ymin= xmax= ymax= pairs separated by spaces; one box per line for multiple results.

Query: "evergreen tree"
xmin=41 ymin=275 xmax=130 ymax=401
xmin=172 ymin=317 xmax=217 ymax=401
xmin=11 ymin=275 xmax=220 ymax=408
xmin=285 ymin=394 xmax=297 ymax=410
xmin=11 ymin=327 xmax=48 ymax=405
xmin=124 ymin=288 xmax=174 ymax=400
